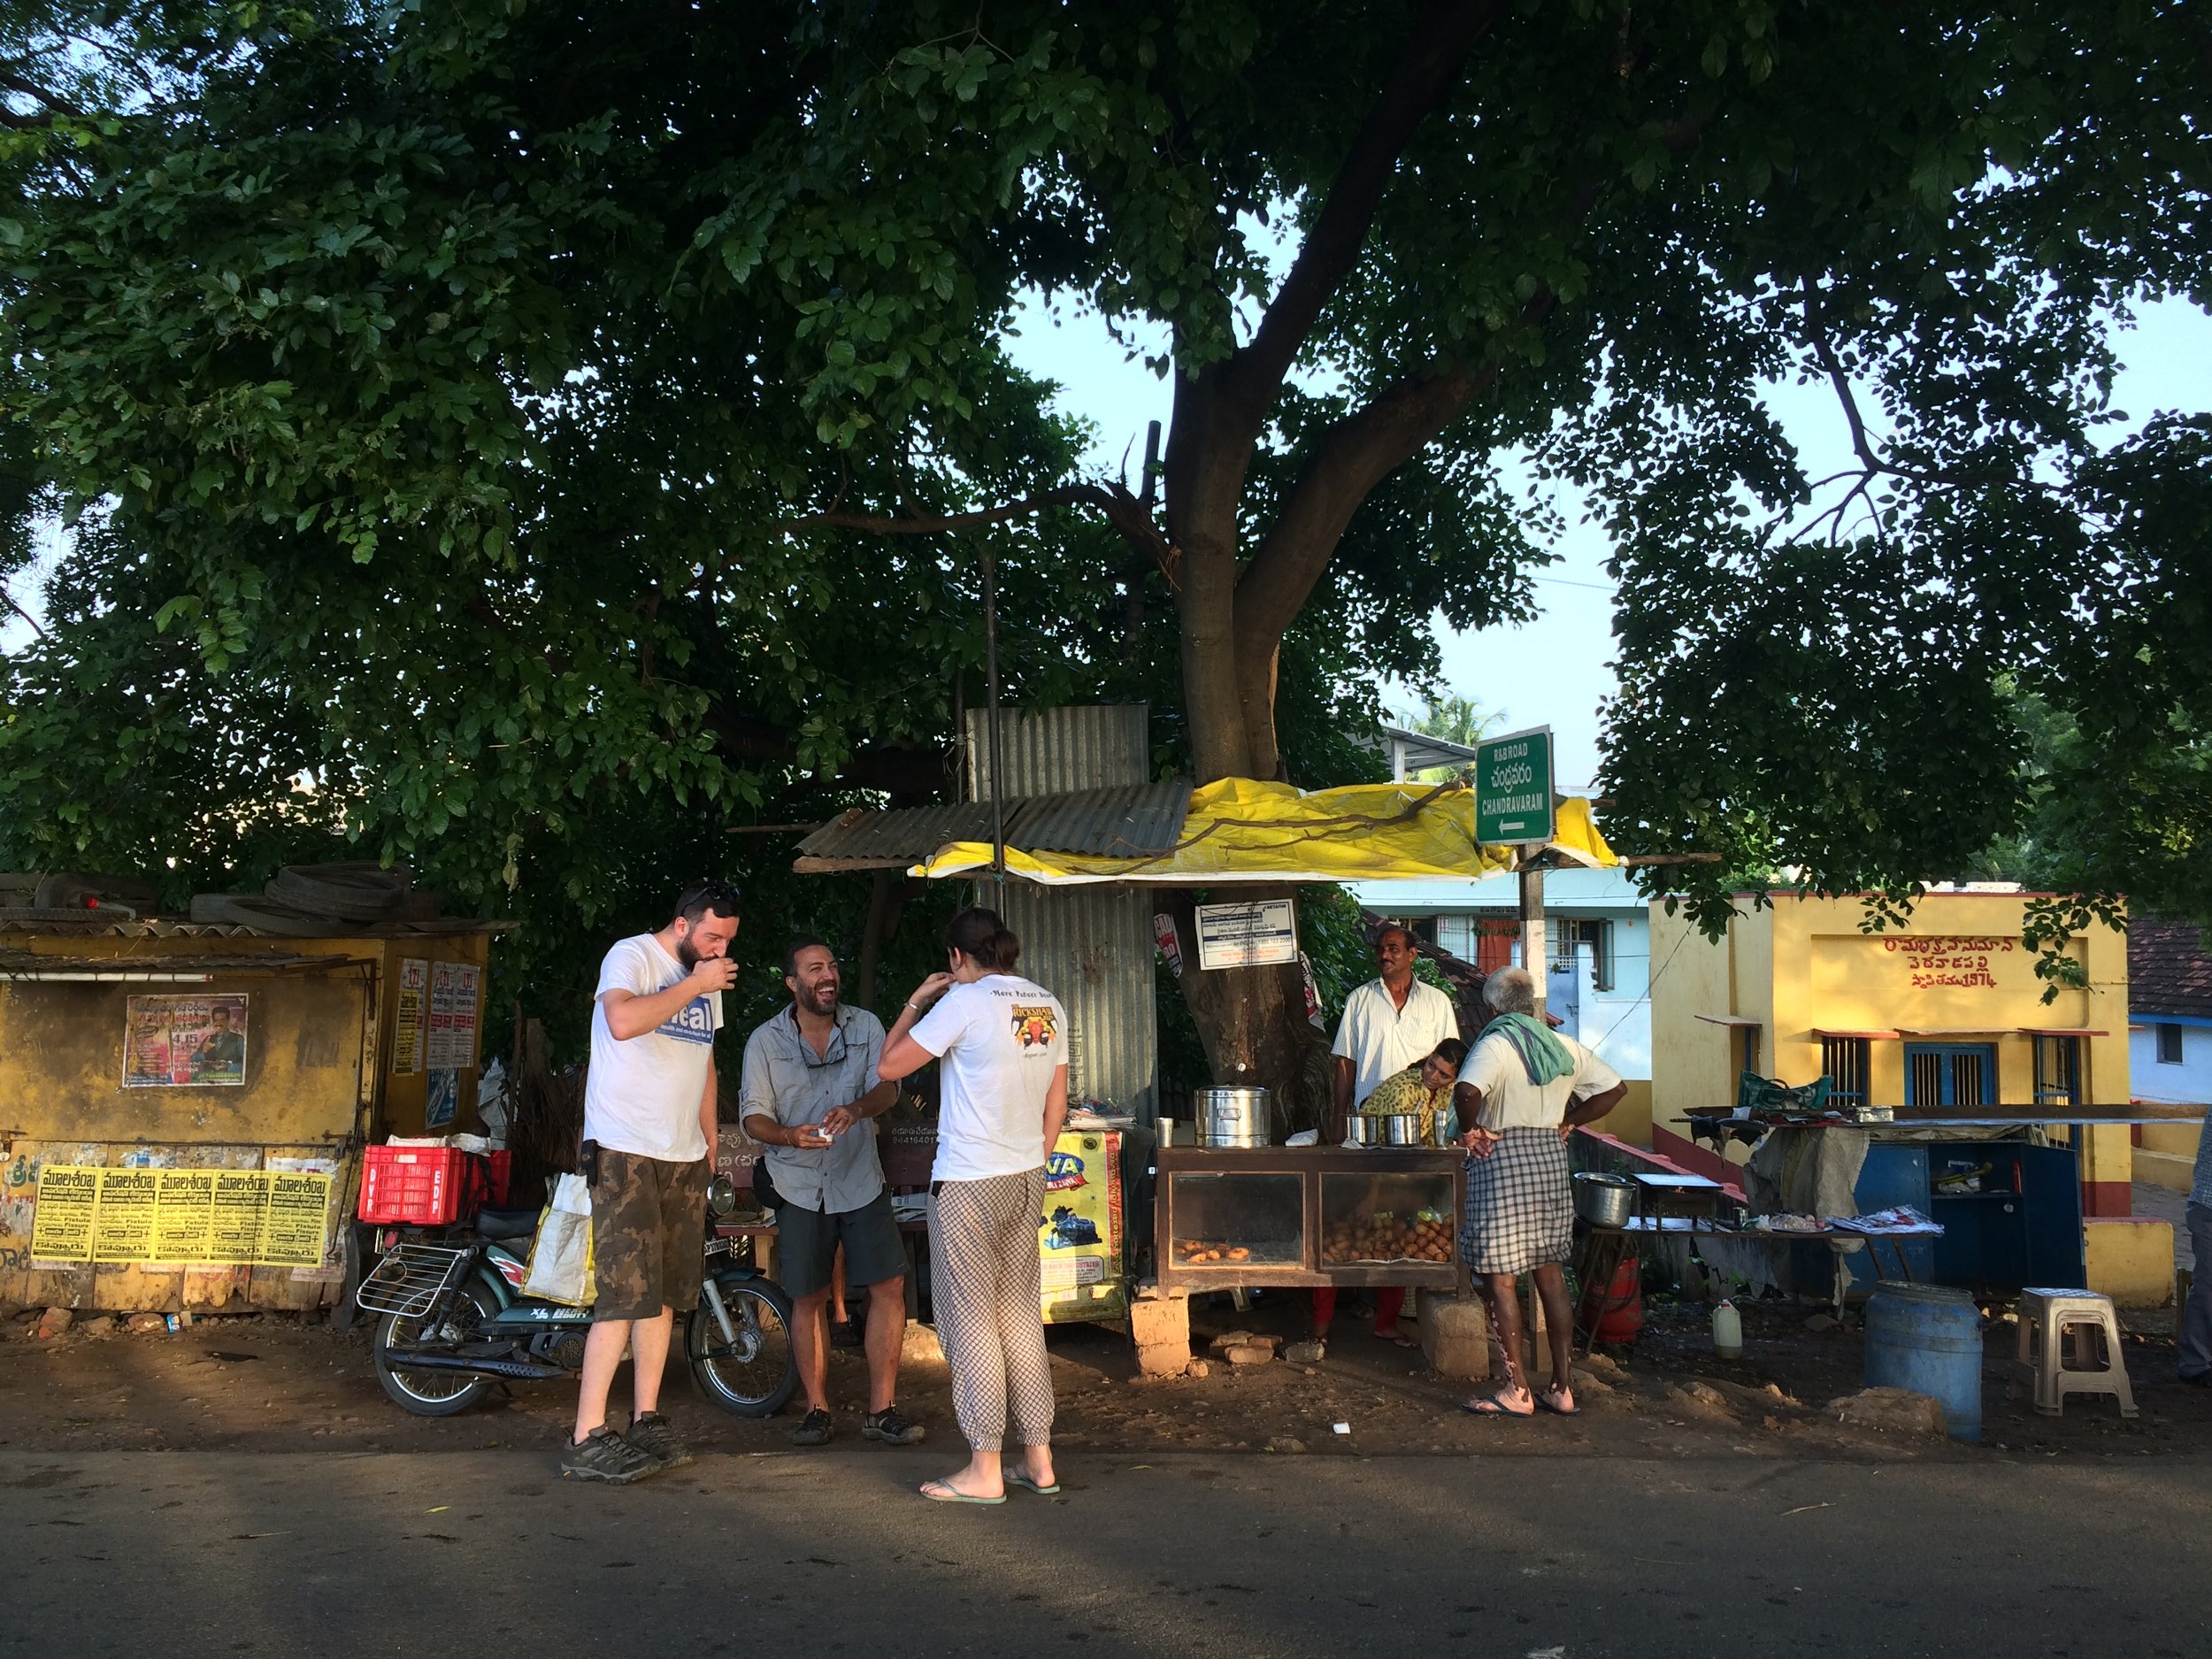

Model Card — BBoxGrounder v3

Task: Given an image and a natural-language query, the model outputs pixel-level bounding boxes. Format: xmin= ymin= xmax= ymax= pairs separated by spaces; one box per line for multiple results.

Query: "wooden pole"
xmin=1518 ymin=858 xmax=1546 ymax=1024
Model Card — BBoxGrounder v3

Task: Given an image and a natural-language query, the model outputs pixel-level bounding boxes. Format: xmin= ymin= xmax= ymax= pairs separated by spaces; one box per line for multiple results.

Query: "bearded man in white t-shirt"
xmin=561 ymin=880 xmax=741 ymax=1485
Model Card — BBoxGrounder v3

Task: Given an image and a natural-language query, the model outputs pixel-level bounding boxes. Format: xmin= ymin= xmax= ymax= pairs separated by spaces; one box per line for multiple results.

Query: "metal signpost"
xmin=1475 ymin=726 xmax=1558 ymax=1023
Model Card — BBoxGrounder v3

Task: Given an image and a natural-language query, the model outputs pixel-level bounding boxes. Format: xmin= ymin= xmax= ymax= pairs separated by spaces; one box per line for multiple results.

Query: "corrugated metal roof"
xmin=0 ymin=948 xmax=374 ymax=976
xmin=1008 ymin=780 xmax=1193 ymax=857
xmin=792 ymin=783 xmax=1194 ymax=872
xmin=793 ymin=802 xmax=1001 ymax=871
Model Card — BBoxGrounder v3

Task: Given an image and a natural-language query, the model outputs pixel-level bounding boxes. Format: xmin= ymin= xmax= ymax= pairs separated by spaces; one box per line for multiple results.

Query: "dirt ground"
xmin=4 ymin=1285 xmax=2205 ymax=1467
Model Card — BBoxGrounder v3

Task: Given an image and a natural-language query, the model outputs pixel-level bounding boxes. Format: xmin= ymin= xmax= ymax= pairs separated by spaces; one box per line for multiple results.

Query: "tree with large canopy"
xmin=2 ymin=2 xmax=2207 ymax=1065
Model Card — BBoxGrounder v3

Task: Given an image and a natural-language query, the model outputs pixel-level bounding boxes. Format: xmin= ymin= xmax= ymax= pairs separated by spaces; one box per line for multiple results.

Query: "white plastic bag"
xmin=521 ymin=1172 xmax=595 ymax=1306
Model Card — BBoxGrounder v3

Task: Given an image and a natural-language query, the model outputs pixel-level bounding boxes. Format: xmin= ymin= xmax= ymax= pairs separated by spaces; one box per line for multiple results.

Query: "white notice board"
xmin=1194 ymin=899 xmax=1298 ymax=971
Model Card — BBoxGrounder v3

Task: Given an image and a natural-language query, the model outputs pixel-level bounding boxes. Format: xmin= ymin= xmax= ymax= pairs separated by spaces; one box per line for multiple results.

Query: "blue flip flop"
xmin=1462 ymin=1391 xmax=1536 ymax=1418
xmin=1004 ymin=1471 xmax=1062 ymax=1496
xmin=919 ymin=1479 xmax=1006 ymax=1505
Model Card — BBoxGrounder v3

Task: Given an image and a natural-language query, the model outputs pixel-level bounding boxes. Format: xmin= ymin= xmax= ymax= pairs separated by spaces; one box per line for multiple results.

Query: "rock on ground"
xmin=1828 ymin=1387 xmax=1947 ymax=1436
xmin=1665 ymin=1380 xmax=1736 ymax=1417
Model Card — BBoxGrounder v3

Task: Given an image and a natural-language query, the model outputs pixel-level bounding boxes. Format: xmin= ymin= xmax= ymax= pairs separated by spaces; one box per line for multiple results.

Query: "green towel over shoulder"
xmin=1479 ymin=1012 xmax=1575 ymax=1087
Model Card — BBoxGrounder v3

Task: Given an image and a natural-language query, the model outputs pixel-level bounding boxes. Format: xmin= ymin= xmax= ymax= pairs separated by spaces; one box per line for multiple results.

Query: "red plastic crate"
xmin=358 ymin=1145 xmax=477 ymax=1225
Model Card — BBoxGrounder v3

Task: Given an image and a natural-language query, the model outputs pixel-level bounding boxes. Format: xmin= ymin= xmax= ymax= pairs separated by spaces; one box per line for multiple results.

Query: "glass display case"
xmin=1164 ymin=1171 xmax=1304 ymax=1271
xmin=1319 ymin=1170 xmax=1456 ymax=1266
xmin=1156 ymin=1148 xmax=1466 ymax=1290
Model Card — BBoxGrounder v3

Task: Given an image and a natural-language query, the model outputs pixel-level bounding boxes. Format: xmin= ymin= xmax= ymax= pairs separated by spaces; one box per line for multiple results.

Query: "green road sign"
xmin=1474 ymin=726 xmax=1555 ymax=845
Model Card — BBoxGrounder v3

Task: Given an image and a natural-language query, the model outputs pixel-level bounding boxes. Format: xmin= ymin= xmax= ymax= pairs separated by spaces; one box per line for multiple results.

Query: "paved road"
xmin=10 ymin=1448 xmax=2210 ymax=1657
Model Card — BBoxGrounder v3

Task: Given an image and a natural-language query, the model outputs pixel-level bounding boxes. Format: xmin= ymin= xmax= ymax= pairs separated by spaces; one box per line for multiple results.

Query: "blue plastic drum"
xmin=1864 ymin=1282 xmax=1984 ymax=1441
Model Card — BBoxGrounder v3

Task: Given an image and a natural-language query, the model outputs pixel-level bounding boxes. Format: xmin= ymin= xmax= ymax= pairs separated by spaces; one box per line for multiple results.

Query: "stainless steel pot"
xmin=1378 ymin=1112 xmax=1423 ymax=1147
xmin=1572 ymin=1171 xmax=1636 ymax=1229
xmin=1340 ymin=1115 xmax=1373 ymax=1148
xmin=1197 ymin=1086 xmax=1270 ymax=1148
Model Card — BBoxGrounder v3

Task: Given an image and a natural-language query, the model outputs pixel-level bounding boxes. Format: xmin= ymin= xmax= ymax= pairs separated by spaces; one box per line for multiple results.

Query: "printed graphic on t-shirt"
xmin=657 ymin=995 xmax=716 ymax=1045
xmin=1010 ymin=1003 xmax=1059 ymax=1050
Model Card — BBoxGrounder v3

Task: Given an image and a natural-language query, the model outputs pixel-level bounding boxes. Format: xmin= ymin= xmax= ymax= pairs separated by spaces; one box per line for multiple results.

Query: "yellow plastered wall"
xmin=1650 ymin=902 xmax=1739 ymax=1134
xmin=1651 ymin=893 xmax=2131 ymax=1164
xmin=0 ymin=928 xmax=496 ymax=1312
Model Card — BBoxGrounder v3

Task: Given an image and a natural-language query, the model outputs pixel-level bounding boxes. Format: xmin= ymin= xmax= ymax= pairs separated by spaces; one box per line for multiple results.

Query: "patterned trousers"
xmin=929 ymin=1168 xmax=1055 ymax=1452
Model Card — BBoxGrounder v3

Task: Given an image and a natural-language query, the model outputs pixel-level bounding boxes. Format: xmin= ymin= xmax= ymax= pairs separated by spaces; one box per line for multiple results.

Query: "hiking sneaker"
xmin=626 ymin=1411 xmax=694 ymax=1470
xmin=829 ymin=1317 xmax=864 ymax=1350
xmin=862 ymin=1404 xmax=926 ymax=1446
xmin=560 ymin=1426 xmax=657 ymax=1485
xmin=790 ymin=1408 xmax=834 ymax=1447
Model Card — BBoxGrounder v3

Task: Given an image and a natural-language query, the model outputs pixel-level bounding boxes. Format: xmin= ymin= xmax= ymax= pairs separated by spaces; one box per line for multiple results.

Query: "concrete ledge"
xmin=2131 ymin=1148 xmax=2195 ymax=1194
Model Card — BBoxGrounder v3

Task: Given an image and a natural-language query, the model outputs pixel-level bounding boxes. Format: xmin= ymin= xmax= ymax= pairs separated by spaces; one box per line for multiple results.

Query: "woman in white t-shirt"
xmin=879 ymin=907 xmax=1068 ymax=1504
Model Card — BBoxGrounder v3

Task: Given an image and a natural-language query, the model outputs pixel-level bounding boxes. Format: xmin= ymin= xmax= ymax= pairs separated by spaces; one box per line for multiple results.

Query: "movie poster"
xmin=122 ymin=994 xmax=249 ymax=1088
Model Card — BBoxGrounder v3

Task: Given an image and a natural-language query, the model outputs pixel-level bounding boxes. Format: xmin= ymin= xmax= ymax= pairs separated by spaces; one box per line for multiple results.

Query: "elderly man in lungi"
xmin=1452 ymin=966 xmax=1625 ymax=1417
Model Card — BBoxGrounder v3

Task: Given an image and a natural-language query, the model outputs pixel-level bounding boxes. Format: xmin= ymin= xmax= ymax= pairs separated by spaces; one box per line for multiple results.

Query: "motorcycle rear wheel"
xmin=373 ymin=1279 xmax=502 ymax=1417
xmin=687 ymin=1276 xmax=798 ymax=1417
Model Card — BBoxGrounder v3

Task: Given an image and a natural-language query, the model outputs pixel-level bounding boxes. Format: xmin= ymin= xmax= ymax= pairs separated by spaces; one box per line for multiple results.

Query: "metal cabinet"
xmin=1831 ymin=1139 xmax=2085 ymax=1294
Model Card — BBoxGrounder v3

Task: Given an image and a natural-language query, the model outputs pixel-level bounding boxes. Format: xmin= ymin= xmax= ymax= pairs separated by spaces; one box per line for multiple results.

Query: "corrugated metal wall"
xmin=963 ymin=707 xmax=1156 ymax=1119
xmin=964 ymin=705 xmax=1148 ymax=800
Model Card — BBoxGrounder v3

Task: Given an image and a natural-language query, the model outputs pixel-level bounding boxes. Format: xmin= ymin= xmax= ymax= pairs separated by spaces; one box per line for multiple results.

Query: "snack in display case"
xmin=1319 ymin=1170 xmax=1457 ymax=1264
xmin=1165 ymin=1171 xmax=1303 ymax=1268
xmin=1321 ymin=1209 xmax=1454 ymax=1263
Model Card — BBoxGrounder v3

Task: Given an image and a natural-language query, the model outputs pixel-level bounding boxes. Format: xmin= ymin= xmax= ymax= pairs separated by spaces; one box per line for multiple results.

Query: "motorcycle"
xmin=354 ymin=1175 xmax=797 ymax=1420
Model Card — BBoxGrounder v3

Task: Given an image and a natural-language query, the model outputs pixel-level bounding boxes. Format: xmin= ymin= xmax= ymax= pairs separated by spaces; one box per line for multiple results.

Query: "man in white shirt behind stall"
xmin=1311 ymin=923 xmax=1459 ymax=1352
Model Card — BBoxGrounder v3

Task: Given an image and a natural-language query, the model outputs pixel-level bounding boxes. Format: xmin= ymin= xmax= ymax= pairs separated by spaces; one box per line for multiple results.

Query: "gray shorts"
xmin=775 ymin=1188 xmax=907 ymax=1301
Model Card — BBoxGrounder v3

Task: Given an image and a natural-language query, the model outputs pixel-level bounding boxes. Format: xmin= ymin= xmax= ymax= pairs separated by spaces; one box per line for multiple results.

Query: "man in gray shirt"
xmin=741 ymin=938 xmax=924 ymax=1448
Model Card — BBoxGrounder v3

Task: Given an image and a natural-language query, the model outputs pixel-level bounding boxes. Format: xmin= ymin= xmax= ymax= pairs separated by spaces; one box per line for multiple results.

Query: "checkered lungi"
xmin=1457 ymin=1126 xmax=1572 ymax=1276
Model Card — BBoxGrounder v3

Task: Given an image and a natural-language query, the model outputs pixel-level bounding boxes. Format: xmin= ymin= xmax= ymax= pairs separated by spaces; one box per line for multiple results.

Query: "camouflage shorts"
xmin=588 ymin=1148 xmax=708 ymax=1322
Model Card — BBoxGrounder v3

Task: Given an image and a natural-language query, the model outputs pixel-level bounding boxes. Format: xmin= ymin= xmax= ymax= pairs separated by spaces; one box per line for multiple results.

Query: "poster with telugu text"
xmin=426 ymin=962 xmax=481 ymax=1071
xmin=391 ymin=957 xmax=428 ymax=1073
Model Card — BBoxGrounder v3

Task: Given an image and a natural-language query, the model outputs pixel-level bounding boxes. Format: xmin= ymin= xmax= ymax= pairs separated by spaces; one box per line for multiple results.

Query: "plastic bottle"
xmin=1712 ymin=1298 xmax=1743 ymax=1360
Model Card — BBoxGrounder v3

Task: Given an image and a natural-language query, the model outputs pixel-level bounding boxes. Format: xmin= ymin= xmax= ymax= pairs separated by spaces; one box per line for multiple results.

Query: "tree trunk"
xmin=1163 ymin=888 xmax=1334 ymax=1139
xmin=1176 ymin=541 xmax=1253 ymax=782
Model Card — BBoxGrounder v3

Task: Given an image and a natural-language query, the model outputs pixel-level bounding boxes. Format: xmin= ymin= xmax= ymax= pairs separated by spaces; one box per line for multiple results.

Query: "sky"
xmin=1001 ymin=294 xmax=2212 ymax=792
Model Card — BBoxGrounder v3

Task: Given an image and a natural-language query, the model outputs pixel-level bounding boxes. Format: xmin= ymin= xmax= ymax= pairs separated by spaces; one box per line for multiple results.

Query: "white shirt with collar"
xmin=1330 ymin=978 xmax=1459 ymax=1109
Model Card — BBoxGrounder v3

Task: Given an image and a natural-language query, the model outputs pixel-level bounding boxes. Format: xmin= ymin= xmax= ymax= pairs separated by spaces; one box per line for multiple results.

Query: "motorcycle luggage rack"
xmin=356 ymin=1243 xmax=470 ymax=1318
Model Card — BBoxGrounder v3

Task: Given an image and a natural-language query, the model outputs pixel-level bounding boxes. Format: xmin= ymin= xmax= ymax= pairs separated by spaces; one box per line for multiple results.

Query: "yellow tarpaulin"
xmin=911 ymin=779 xmax=1616 ymax=885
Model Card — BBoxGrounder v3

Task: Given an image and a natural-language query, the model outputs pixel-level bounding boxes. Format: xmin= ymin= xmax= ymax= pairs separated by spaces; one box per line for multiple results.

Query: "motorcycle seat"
xmin=473 ymin=1207 xmax=540 ymax=1241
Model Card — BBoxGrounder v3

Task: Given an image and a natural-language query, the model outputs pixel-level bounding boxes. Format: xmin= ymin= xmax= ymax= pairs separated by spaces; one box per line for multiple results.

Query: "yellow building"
xmin=0 ymin=923 xmax=501 ymax=1314
xmin=1649 ymin=891 xmax=2168 ymax=1302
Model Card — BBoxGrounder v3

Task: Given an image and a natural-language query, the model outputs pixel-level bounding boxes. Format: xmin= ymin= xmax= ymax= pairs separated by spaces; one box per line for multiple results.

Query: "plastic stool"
xmin=2016 ymin=1288 xmax=2138 ymax=1417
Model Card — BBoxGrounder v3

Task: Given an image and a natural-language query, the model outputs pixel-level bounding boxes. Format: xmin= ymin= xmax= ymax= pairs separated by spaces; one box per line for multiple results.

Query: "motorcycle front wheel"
xmin=373 ymin=1279 xmax=502 ymax=1417
xmin=687 ymin=1276 xmax=798 ymax=1418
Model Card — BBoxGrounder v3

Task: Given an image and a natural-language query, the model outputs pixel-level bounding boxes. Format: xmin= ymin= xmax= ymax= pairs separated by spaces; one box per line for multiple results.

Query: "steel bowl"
xmin=1378 ymin=1112 xmax=1423 ymax=1147
xmin=1572 ymin=1171 xmax=1636 ymax=1229
xmin=1340 ymin=1115 xmax=1374 ymax=1148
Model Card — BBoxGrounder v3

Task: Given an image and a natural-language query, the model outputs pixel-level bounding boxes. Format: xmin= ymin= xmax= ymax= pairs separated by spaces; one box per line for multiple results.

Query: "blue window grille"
xmin=1903 ymin=1042 xmax=1996 ymax=1109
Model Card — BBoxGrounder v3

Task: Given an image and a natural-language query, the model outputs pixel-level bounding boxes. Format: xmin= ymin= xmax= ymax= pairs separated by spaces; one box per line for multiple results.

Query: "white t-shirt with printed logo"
xmin=583 ymin=933 xmax=724 ymax=1162
xmin=910 ymin=973 xmax=1068 ymax=1182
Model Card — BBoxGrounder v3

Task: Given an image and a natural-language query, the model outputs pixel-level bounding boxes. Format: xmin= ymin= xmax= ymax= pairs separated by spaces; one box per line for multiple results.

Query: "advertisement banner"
xmin=1037 ymin=1130 xmax=1125 ymax=1324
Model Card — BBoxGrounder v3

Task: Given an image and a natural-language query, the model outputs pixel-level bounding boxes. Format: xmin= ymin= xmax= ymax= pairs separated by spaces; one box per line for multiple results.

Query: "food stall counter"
xmin=1155 ymin=1146 xmax=1471 ymax=1294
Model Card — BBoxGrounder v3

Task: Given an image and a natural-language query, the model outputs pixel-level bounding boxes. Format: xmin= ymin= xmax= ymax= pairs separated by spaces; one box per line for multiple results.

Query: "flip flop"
xmin=1461 ymin=1391 xmax=1536 ymax=1418
xmin=919 ymin=1478 xmax=1005 ymax=1506
xmin=1379 ymin=1330 xmax=1418 ymax=1349
xmin=1537 ymin=1388 xmax=1580 ymax=1417
xmin=1004 ymin=1471 xmax=1062 ymax=1496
